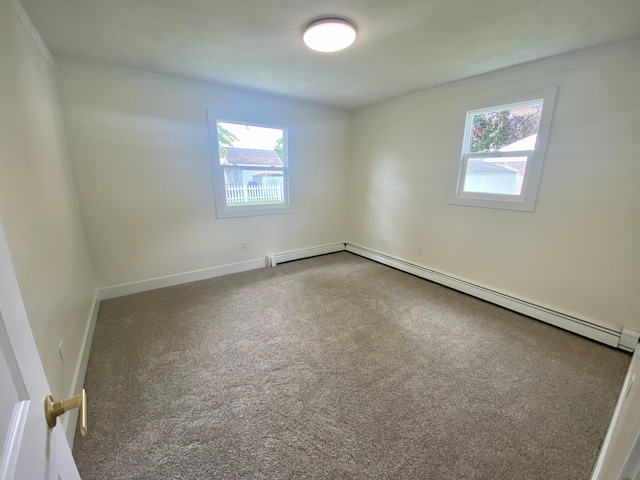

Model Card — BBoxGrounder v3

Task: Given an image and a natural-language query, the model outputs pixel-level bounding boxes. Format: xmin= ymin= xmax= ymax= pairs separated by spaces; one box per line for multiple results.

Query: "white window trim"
xmin=208 ymin=113 xmax=292 ymax=219
xmin=449 ymin=87 xmax=557 ymax=212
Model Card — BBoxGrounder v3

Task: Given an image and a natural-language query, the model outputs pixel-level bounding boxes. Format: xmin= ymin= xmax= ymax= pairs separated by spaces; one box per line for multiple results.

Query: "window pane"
xmin=223 ymin=168 xmax=285 ymax=206
xmin=217 ymin=122 xmax=284 ymax=166
xmin=470 ymin=102 xmax=542 ymax=153
xmin=462 ymin=156 xmax=527 ymax=195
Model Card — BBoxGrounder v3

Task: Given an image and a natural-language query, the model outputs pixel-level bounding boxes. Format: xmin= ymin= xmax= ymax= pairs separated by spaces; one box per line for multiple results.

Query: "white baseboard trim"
xmin=98 ymin=258 xmax=268 ymax=300
xmin=268 ymin=243 xmax=346 ymax=266
xmin=98 ymin=243 xmax=348 ymax=300
xmin=63 ymin=288 xmax=101 ymax=448
xmin=61 ymin=245 xmax=346 ymax=444
xmin=346 ymin=243 xmax=626 ymax=350
xmin=63 ymin=241 xmax=632 ymax=448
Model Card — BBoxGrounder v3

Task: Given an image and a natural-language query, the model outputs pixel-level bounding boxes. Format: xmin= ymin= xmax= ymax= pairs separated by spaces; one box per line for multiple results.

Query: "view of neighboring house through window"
xmin=450 ymin=88 xmax=557 ymax=212
xmin=209 ymin=118 xmax=291 ymax=218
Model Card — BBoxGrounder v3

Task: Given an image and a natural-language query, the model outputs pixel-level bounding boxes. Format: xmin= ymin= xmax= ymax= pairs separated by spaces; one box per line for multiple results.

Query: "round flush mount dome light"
xmin=303 ymin=18 xmax=357 ymax=53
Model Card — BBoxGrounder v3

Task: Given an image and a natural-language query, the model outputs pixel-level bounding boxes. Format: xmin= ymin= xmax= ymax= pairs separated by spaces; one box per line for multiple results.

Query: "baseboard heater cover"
xmin=345 ymin=243 xmax=629 ymax=351
xmin=96 ymin=242 xmax=635 ymax=351
xmin=268 ymin=243 xmax=346 ymax=267
xmin=619 ymin=328 xmax=640 ymax=353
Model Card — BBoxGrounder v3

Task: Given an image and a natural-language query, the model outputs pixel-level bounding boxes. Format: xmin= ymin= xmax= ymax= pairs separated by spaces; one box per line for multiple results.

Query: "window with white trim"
xmin=450 ymin=88 xmax=557 ymax=212
xmin=209 ymin=116 xmax=291 ymax=218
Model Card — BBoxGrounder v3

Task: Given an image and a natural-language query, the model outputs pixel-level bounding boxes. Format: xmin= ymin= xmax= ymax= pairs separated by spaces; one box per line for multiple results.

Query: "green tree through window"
xmin=471 ymin=105 xmax=542 ymax=152
xmin=217 ymin=124 xmax=239 ymax=160
xmin=274 ymin=137 xmax=284 ymax=160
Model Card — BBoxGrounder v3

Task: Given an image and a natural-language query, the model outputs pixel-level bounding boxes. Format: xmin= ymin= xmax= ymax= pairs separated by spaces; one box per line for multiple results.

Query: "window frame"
xmin=208 ymin=113 xmax=292 ymax=219
xmin=449 ymin=87 xmax=557 ymax=212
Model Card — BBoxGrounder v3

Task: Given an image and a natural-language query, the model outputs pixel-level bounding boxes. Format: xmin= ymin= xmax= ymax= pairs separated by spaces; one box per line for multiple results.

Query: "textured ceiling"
xmin=19 ymin=0 xmax=640 ymax=109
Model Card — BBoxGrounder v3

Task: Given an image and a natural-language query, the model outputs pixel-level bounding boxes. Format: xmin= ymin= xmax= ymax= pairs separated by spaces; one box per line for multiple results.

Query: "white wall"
xmin=0 ymin=0 xmax=97 ymax=402
xmin=348 ymin=40 xmax=640 ymax=332
xmin=56 ymin=60 xmax=349 ymax=287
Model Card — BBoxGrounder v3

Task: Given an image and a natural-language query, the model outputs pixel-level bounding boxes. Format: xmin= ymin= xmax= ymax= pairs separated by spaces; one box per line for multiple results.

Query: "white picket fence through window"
xmin=225 ymin=184 xmax=285 ymax=204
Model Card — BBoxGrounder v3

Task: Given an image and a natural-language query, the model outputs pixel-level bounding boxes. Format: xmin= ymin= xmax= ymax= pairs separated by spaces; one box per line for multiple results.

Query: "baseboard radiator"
xmin=96 ymin=242 xmax=637 ymax=352
xmin=267 ymin=243 xmax=347 ymax=266
xmin=343 ymin=244 xmax=637 ymax=352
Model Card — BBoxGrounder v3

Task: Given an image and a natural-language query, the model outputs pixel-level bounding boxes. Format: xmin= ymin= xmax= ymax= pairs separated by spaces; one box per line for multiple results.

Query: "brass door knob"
xmin=44 ymin=389 xmax=88 ymax=436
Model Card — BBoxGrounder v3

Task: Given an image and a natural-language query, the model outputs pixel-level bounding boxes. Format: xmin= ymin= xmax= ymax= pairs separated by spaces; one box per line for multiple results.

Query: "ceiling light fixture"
xmin=303 ymin=18 xmax=357 ymax=53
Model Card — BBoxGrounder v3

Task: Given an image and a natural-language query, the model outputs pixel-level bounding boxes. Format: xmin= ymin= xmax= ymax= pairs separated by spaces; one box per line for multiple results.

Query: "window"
xmin=209 ymin=116 xmax=291 ymax=218
xmin=450 ymin=87 xmax=557 ymax=211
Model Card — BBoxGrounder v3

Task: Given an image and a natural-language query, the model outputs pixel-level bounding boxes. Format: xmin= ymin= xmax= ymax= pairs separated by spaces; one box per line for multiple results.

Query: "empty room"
xmin=1 ymin=0 xmax=640 ymax=478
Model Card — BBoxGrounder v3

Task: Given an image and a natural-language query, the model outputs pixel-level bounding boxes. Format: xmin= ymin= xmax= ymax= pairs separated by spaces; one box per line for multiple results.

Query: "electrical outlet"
xmin=417 ymin=245 xmax=424 ymax=256
xmin=242 ymin=241 xmax=248 ymax=251
xmin=58 ymin=341 xmax=64 ymax=364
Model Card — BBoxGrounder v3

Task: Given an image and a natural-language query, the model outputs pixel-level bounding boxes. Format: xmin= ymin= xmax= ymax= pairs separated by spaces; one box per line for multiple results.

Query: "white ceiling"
xmin=19 ymin=0 xmax=640 ymax=109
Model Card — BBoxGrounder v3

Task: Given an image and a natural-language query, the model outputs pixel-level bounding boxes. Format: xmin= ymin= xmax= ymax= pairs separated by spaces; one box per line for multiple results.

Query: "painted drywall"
xmin=55 ymin=60 xmax=349 ymax=287
xmin=348 ymin=40 xmax=640 ymax=332
xmin=0 ymin=0 xmax=97 ymax=402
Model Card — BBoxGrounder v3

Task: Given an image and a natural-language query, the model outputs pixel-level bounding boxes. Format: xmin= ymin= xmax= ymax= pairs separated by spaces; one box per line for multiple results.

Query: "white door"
xmin=619 ymin=429 xmax=640 ymax=480
xmin=591 ymin=346 xmax=640 ymax=480
xmin=0 ymin=222 xmax=80 ymax=480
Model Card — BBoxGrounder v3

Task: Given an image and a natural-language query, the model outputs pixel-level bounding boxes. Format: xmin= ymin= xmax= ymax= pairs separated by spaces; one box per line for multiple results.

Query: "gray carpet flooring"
xmin=73 ymin=252 xmax=630 ymax=479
